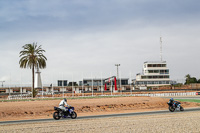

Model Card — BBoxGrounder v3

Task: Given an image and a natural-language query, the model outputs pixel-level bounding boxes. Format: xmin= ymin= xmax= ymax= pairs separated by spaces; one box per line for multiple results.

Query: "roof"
xmin=144 ymin=61 xmax=167 ymax=64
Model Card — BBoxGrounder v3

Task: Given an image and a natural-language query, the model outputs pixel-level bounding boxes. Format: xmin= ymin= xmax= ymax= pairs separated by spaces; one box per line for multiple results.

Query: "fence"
xmin=5 ymin=92 xmax=196 ymax=100
xmin=7 ymin=94 xmax=32 ymax=100
xmin=130 ymin=92 xmax=196 ymax=97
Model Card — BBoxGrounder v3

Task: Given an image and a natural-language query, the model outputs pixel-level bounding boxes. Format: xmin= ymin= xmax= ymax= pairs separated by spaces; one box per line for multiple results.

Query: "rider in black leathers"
xmin=168 ymin=98 xmax=180 ymax=108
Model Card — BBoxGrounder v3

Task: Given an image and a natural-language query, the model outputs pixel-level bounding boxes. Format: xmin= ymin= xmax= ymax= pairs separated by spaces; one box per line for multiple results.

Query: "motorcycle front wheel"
xmin=169 ymin=106 xmax=175 ymax=112
xmin=71 ymin=112 xmax=77 ymax=119
xmin=53 ymin=112 xmax=61 ymax=120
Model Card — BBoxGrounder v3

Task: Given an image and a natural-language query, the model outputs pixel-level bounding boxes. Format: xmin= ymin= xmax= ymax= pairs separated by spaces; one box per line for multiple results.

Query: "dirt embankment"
xmin=0 ymin=97 xmax=199 ymax=121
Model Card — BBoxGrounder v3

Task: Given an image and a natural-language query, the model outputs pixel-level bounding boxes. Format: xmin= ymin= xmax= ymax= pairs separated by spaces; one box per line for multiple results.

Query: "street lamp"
xmin=115 ymin=64 xmax=120 ymax=90
xmin=0 ymin=81 xmax=5 ymax=87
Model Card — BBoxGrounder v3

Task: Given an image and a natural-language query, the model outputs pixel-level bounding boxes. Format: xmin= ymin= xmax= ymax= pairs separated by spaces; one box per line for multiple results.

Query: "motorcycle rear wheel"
xmin=53 ymin=112 xmax=61 ymax=120
xmin=71 ymin=112 xmax=77 ymax=119
xmin=180 ymin=106 xmax=184 ymax=111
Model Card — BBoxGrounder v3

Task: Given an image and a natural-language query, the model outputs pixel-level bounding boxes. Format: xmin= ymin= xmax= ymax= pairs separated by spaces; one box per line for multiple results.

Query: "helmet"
xmin=64 ymin=98 xmax=67 ymax=102
xmin=170 ymin=98 xmax=174 ymax=101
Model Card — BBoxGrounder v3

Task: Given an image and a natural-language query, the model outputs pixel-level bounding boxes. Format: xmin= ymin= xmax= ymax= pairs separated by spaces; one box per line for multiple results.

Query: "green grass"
xmin=0 ymin=95 xmax=131 ymax=102
xmin=176 ymin=99 xmax=200 ymax=103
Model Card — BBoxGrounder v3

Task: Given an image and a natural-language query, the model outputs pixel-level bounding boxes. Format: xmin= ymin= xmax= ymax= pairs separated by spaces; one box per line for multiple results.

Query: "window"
xmin=149 ymin=70 xmax=153 ymax=73
xmin=154 ymin=70 xmax=159 ymax=73
xmin=164 ymin=76 xmax=169 ymax=78
xmin=165 ymin=70 xmax=169 ymax=74
xmin=142 ymin=76 xmax=147 ymax=79
xmin=153 ymin=76 xmax=158 ymax=79
xmin=58 ymin=80 xmax=68 ymax=86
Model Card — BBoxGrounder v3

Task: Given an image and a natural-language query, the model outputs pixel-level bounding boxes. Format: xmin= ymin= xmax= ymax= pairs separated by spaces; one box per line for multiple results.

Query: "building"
xmin=134 ymin=61 xmax=171 ymax=87
xmin=57 ymin=80 xmax=68 ymax=86
xmin=79 ymin=78 xmax=129 ymax=86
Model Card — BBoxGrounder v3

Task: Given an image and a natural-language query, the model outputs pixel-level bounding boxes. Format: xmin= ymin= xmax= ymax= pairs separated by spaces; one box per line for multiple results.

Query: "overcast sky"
xmin=0 ymin=0 xmax=200 ymax=86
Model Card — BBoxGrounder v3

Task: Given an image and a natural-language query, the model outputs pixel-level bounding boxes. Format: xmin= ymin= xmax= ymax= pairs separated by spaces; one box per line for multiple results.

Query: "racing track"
xmin=1 ymin=107 xmax=200 ymax=125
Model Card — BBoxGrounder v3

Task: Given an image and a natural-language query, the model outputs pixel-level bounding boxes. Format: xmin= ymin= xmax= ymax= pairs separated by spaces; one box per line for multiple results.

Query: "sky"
xmin=0 ymin=0 xmax=200 ymax=86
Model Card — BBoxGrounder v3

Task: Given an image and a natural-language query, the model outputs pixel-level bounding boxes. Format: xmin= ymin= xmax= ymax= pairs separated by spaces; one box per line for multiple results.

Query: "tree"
xmin=185 ymin=74 xmax=197 ymax=84
xmin=19 ymin=43 xmax=47 ymax=97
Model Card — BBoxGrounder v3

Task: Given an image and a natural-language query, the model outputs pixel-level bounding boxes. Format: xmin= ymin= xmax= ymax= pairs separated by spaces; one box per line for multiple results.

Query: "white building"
xmin=134 ymin=61 xmax=170 ymax=87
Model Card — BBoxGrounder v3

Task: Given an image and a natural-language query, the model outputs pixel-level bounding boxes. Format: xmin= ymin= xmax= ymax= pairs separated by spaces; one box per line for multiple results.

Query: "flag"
xmin=114 ymin=77 xmax=117 ymax=91
xmin=105 ymin=83 xmax=107 ymax=91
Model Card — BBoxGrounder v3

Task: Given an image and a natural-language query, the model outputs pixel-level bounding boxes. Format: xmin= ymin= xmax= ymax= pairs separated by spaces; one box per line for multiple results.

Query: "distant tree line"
xmin=185 ymin=74 xmax=200 ymax=84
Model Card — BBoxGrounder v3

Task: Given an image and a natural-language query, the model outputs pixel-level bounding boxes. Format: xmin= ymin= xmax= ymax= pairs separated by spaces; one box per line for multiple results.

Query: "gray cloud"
xmin=0 ymin=0 xmax=200 ymax=85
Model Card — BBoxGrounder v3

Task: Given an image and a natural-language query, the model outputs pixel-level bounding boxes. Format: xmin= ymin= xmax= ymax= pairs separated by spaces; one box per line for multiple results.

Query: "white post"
xmin=72 ymin=73 xmax=74 ymax=97
xmin=91 ymin=72 xmax=93 ymax=97
xmin=62 ymin=74 xmax=64 ymax=98
xmin=52 ymin=82 xmax=54 ymax=97
xmin=42 ymin=85 xmax=44 ymax=98
xmin=41 ymin=73 xmax=43 ymax=98
xmin=52 ymin=74 xmax=54 ymax=97
xmin=101 ymin=72 xmax=103 ymax=96
xmin=9 ymin=73 xmax=11 ymax=96
xmin=20 ymin=71 xmax=22 ymax=99
xmin=130 ymin=72 xmax=132 ymax=95
xmin=110 ymin=72 xmax=112 ymax=96
xmin=82 ymin=73 xmax=84 ymax=97
xmin=120 ymin=71 xmax=122 ymax=95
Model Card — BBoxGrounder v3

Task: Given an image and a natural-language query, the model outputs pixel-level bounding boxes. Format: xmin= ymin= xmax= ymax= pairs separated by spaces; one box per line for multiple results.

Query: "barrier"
xmin=6 ymin=92 xmax=197 ymax=100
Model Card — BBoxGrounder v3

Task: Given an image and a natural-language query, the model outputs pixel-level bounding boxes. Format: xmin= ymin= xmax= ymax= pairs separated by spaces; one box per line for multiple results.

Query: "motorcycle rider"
xmin=168 ymin=98 xmax=174 ymax=104
xmin=168 ymin=98 xmax=179 ymax=108
xmin=59 ymin=98 xmax=70 ymax=114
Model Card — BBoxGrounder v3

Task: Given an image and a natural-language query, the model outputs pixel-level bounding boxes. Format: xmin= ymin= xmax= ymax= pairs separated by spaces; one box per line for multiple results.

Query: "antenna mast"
xmin=160 ymin=36 xmax=162 ymax=61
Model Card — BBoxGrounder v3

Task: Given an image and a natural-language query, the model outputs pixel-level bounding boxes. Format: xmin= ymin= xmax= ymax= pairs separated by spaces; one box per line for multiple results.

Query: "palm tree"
xmin=19 ymin=43 xmax=47 ymax=98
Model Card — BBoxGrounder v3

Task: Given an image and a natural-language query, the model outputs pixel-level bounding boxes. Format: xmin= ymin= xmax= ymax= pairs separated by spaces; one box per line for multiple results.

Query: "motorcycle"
xmin=167 ymin=101 xmax=184 ymax=112
xmin=53 ymin=106 xmax=77 ymax=120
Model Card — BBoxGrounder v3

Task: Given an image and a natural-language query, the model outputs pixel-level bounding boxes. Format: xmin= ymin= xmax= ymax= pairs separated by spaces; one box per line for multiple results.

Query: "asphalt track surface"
xmin=1 ymin=107 xmax=200 ymax=125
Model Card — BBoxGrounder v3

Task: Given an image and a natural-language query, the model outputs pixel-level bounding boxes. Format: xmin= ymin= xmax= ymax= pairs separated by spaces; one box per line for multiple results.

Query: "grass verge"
xmin=176 ymin=99 xmax=200 ymax=103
